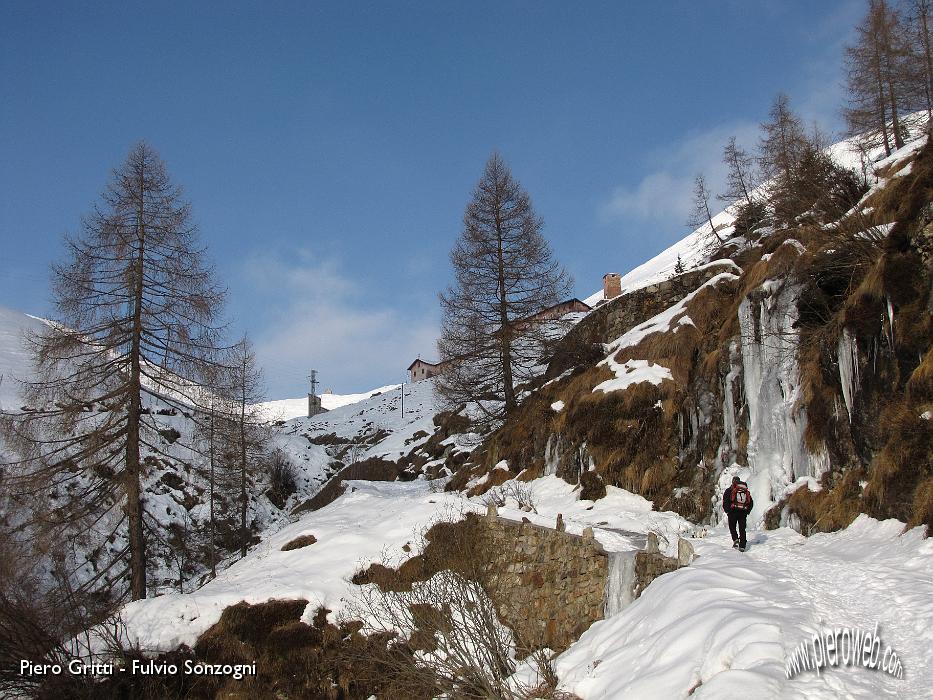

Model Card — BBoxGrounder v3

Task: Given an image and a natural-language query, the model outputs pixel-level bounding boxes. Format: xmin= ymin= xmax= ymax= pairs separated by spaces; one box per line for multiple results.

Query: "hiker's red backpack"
xmin=731 ymin=483 xmax=751 ymax=511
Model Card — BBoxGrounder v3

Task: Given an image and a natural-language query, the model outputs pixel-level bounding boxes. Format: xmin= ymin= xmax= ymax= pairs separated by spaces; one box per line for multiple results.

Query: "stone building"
xmin=408 ymin=358 xmax=447 ymax=383
xmin=515 ymin=298 xmax=591 ymax=327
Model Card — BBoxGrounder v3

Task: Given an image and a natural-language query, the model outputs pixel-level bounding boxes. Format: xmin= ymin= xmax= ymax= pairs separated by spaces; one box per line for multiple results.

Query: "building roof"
xmin=517 ymin=298 xmax=591 ymax=324
xmin=407 ymin=358 xmax=441 ymax=371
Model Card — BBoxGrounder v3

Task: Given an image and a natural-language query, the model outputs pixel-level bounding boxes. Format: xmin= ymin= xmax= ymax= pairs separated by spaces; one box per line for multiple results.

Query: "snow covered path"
xmin=556 ymin=516 xmax=932 ymax=699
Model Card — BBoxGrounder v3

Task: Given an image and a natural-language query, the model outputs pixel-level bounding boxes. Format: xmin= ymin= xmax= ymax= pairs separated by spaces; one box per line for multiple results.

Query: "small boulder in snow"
xmin=281 ymin=534 xmax=318 ymax=551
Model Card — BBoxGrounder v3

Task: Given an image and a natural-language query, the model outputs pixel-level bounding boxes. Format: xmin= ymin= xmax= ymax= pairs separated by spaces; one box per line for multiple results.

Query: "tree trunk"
xmin=872 ymin=42 xmax=893 ymax=155
xmin=239 ymin=362 xmax=248 ymax=559
xmin=887 ymin=76 xmax=904 ymax=149
xmin=209 ymin=402 xmax=216 ymax=578
xmin=705 ymin=201 xmax=724 ymax=243
xmin=126 ymin=162 xmax=148 ymax=601
xmin=495 ymin=211 xmax=515 ymax=414
xmin=878 ymin=82 xmax=892 ymax=156
xmin=921 ymin=3 xmax=933 ymax=121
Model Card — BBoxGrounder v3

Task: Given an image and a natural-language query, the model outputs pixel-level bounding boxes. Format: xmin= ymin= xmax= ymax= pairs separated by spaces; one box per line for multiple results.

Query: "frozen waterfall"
xmin=737 ymin=280 xmax=826 ymax=520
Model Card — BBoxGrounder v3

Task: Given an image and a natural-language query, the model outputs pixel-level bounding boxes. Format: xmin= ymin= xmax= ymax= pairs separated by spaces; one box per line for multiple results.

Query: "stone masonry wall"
xmin=547 ymin=260 xmax=740 ymax=378
xmin=476 ymin=509 xmax=694 ymax=653
xmin=476 ymin=510 xmax=608 ymax=653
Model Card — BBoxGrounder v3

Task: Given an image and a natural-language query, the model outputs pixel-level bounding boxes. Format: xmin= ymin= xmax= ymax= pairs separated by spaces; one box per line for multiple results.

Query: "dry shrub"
xmin=868 ymin=139 xmax=933 ymax=230
xmin=195 ymin=599 xmax=310 ymax=660
xmin=640 ymin=460 xmax=678 ymax=496
xmin=615 ymin=325 xmax=699 ymax=386
xmin=346 ymin=514 xmax=567 ymax=698
xmin=484 ymin=481 xmax=539 ymax=511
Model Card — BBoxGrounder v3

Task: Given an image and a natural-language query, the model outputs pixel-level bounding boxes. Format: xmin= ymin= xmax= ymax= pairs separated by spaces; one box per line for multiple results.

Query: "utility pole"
xmin=308 ymin=369 xmax=323 ymax=418
xmin=400 ymin=381 xmax=404 ymax=417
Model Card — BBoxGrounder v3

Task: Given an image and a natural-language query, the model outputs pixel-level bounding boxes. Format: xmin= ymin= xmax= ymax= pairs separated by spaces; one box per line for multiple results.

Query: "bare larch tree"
xmin=907 ymin=0 xmax=933 ymax=121
xmin=758 ymin=93 xmax=807 ymax=185
xmin=687 ymin=173 xmax=724 ymax=243
xmin=844 ymin=0 xmax=913 ymax=154
xmin=437 ymin=153 xmax=571 ymax=426
xmin=719 ymin=137 xmax=758 ymax=207
xmin=226 ymin=337 xmax=266 ymax=558
xmin=0 ymin=142 xmax=224 ymax=601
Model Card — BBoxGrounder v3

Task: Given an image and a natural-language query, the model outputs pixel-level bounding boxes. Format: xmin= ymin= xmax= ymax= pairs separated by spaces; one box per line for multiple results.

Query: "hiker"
xmin=723 ymin=476 xmax=753 ymax=551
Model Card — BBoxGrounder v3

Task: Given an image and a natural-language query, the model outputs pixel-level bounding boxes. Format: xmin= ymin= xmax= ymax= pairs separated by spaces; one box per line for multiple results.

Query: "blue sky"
xmin=1 ymin=1 xmax=863 ymax=398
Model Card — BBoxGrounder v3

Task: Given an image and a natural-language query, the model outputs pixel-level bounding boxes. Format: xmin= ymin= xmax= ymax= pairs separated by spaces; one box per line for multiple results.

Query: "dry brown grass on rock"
xmin=280 ymin=534 xmax=317 ymax=551
xmin=911 ymin=476 xmax=933 ymax=531
xmin=863 ymin=403 xmax=933 ymax=529
xmin=907 ymin=348 xmax=933 ymax=400
xmin=773 ymin=469 xmax=866 ymax=534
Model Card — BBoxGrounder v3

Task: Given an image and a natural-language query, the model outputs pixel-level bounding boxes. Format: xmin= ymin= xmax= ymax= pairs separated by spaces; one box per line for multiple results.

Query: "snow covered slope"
xmin=279 ymin=378 xmax=438 ymax=463
xmin=106 ymin=475 xmax=693 ymax=653
xmin=0 ymin=303 xmax=48 ymax=409
xmin=253 ymin=384 xmax=401 ymax=422
xmin=108 ymin=474 xmax=932 ymax=699
xmin=0 ymin=304 xmax=337 ymax=596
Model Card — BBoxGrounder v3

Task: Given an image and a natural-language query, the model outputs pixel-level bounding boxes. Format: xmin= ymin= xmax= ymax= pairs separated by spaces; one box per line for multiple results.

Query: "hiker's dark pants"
xmin=728 ymin=510 xmax=748 ymax=548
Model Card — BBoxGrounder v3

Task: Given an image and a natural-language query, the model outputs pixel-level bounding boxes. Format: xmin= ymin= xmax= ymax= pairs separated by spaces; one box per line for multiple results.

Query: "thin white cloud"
xmin=240 ymin=250 xmax=438 ymax=399
xmin=600 ymin=2 xmax=857 ymax=235
xmin=600 ymin=121 xmax=760 ymax=230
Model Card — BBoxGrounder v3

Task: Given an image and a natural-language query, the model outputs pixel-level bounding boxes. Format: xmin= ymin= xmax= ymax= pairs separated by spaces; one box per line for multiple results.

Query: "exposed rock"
xmin=281 ymin=534 xmax=317 ymax=551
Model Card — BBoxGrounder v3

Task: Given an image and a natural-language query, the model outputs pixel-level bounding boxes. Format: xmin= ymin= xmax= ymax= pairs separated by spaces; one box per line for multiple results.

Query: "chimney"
xmin=603 ymin=272 xmax=622 ymax=300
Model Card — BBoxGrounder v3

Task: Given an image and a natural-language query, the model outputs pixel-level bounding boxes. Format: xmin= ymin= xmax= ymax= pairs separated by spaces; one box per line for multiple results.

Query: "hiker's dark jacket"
xmin=723 ymin=484 xmax=754 ymax=514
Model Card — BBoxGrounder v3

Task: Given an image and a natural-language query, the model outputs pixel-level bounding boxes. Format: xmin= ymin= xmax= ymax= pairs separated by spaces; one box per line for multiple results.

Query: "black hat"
xmin=732 ymin=476 xmax=741 ymax=484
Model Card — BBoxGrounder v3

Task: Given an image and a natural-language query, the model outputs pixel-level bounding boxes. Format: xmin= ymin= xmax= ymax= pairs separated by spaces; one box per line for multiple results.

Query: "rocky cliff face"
xmin=455 ymin=139 xmax=933 ymax=534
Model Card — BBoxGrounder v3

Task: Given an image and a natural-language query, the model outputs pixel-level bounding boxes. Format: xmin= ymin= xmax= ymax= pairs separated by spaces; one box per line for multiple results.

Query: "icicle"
xmin=543 ymin=434 xmax=559 ymax=477
xmin=837 ymin=328 xmax=860 ymax=423
xmin=885 ymin=296 xmax=895 ymax=347
xmin=722 ymin=340 xmax=740 ymax=453
xmin=603 ymin=551 xmax=638 ymax=617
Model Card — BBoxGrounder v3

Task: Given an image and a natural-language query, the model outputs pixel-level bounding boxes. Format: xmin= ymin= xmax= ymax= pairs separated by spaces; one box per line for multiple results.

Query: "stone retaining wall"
xmin=477 ymin=510 xmax=608 ymax=652
xmin=478 ymin=507 xmax=694 ymax=653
